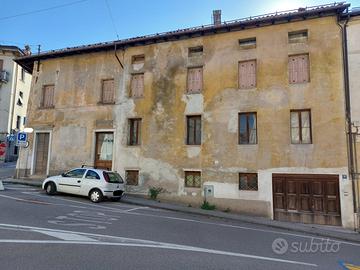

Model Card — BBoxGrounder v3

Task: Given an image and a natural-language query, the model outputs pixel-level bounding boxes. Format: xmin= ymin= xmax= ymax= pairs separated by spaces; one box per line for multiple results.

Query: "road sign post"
xmin=16 ymin=132 xmax=28 ymax=147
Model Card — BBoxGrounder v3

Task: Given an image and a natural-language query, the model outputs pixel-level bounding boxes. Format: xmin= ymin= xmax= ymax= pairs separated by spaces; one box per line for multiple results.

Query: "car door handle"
xmin=77 ymin=180 xmax=81 ymax=183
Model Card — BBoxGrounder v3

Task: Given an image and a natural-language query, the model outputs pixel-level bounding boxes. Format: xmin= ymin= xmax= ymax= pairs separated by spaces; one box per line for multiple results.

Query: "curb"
xmin=2 ymin=179 xmax=42 ymax=188
xmin=122 ymin=196 xmax=360 ymax=244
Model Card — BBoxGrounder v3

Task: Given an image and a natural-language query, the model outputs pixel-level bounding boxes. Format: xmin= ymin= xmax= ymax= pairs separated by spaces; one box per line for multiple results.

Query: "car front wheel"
xmin=45 ymin=182 xmax=56 ymax=195
xmin=89 ymin=189 xmax=103 ymax=203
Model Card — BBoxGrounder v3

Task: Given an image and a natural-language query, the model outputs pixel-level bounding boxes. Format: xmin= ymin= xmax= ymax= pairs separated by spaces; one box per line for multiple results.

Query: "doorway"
xmin=94 ymin=132 xmax=113 ymax=170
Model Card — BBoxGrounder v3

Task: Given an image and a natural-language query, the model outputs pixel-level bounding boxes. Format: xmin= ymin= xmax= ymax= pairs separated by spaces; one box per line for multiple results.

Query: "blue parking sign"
xmin=16 ymin=132 xmax=28 ymax=147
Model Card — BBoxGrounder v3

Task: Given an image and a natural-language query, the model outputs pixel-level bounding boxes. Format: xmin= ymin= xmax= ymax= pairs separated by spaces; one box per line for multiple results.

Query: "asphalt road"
xmin=0 ymin=183 xmax=359 ymax=270
xmin=0 ymin=162 xmax=16 ymax=179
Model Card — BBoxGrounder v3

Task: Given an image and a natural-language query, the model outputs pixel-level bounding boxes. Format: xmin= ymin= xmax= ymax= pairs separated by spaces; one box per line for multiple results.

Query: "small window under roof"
xmin=132 ymin=54 xmax=145 ymax=64
xmin=188 ymin=46 xmax=203 ymax=57
xmin=239 ymin=37 xmax=256 ymax=49
xmin=288 ymin=30 xmax=308 ymax=43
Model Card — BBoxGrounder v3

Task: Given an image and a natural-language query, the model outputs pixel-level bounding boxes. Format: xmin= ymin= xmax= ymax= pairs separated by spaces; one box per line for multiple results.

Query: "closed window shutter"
xmin=131 ymin=74 xmax=144 ymax=97
xmin=187 ymin=68 xmax=202 ymax=93
xmin=239 ymin=60 xmax=256 ymax=89
xmin=289 ymin=54 xmax=309 ymax=83
xmin=43 ymin=85 xmax=54 ymax=108
xmin=102 ymin=79 xmax=114 ymax=103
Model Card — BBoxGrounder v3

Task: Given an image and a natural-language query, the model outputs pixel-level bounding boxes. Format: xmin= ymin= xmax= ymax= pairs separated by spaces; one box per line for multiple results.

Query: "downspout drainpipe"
xmin=114 ymin=43 xmax=124 ymax=69
xmin=337 ymin=13 xmax=358 ymax=229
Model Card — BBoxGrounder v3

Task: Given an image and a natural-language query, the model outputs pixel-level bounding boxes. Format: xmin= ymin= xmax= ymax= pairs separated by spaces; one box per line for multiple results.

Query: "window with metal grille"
xmin=239 ymin=173 xmax=258 ymax=191
xmin=132 ymin=55 xmax=145 ymax=64
xmin=289 ymin=54 xmax=309 ymax=84
xmin=187 ymin=67 xmax=203 ymax=94
xmin=238 ymin=112 xmax=257 ymax=144
xmin=16 ymin=116 xmax=21 ymax=129
xmin=239 ymin=60 xmax=256 ymax=89
xmin=41 ymin=85 xmax=54 ymax=108
xmin=187 ymin=116 xmax=201 ymax=145
xmin=101 ymin=79 xmax=115 ymax=104
xmin=288 ymin=30 xmax=308 ymax=43
xmin=126 ymin=170 xmax=139 ymax=186
xmin=290 ymin=109 xmax=312 ymax=144
xmin=128 ymin=118 xmax=141 ymax=145
xmin=185 ymin=171 xmax=201 ymax=188
xmin=131 ymin=73 xmax=144 ymax=98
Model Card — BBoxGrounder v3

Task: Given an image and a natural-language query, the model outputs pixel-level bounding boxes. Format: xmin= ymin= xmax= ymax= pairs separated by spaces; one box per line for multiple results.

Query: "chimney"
xmin=24 ymin=45 xmax=31 ymax=56
xmin=212 ymin=10 xmax=221 ymax=25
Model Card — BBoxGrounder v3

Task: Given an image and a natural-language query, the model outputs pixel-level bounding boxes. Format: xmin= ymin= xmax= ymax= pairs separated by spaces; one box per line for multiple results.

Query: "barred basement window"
xmin=239 ymin=173 xmax=258 ymax=191
xmin=125 ymin=170 xmax=139 ymax=186
xmin=185 ymin=171 xmax=201 ymax=188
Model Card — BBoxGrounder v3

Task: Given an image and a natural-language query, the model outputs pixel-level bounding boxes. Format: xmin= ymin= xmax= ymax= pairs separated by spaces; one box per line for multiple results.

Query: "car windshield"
xmin=104 ymin=172 xmax=124 ymax=183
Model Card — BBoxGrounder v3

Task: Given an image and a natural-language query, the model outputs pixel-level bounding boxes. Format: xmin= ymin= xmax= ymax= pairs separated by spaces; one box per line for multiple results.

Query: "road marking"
xmin=7 ymin=191 xmax=360 ymax=247
xmin=0 ymin=223 xmax=317 ymax=267
xmin=125 ymin=206 xmax=148 ymax=212
xmin=0 ymin=194 xmax=52 ymax=205
xmin=33 ymin=230 xmax=98 ymax=242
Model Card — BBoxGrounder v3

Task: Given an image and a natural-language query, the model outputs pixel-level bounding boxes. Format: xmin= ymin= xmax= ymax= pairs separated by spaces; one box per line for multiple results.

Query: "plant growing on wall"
xmin=201 ymin=201 xmax=216 ymax=210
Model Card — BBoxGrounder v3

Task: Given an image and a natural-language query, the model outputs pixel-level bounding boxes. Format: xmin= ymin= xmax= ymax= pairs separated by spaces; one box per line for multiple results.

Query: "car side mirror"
xmin=61 ymin=173 xmax=66 ymax=177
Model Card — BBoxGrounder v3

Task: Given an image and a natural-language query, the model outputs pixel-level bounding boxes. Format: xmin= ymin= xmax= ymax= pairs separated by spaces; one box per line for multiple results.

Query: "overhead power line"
xmin=104 ymin=0 xmax=119 ymax=40
xmin=0 ymin=0 xmax=91 ymax=21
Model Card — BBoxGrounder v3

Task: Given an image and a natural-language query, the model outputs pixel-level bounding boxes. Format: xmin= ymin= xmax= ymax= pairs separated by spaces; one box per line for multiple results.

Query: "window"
xmin=186 ymin=116 xmax=201 ymax=145
xmin=19 ymin=91 xmax=23 ymax=98
xmin=238 ymin=113 xmax=257 ymax=144
xmin=188 ymin=46 xmax=203 ymax=57
xmin=128 ymin=118 xmax=141 ymax=145
xmin=101 ymin=79 xmax=115 ymax=104
xmin=85 ymin=170 xmax=100 ymax=180
xmin=239 ymin=60 xmax=256 ymax=89
xmin=0 ymin=59 xmax=3 ymax=70
xmin=64 ymin=169 xmax=86 ymax=178
xmin=184 ymin=171 xmax=201 ymax=188
xmin=288 ymin=30 xmax=308 ymax=43
xmin=23 ymin=117 xmax=26 ymax=125
xmin=130 ymin=73 xmax=144 ymax=98
xmin=20 ymin=68 xmax=25 ymax=81
xmin=239 ymin=173 xmax=258 ymax=191
xmin=187 ymin=67 xmax=203 ymax=94
xmin=41 ymin=85 xmax=54 ymax=108
xmin=126 ymin=170 xmax=139 ymax=186
xmin=14 ymin=146 xmax=18 ymax=155
xmin=289 ymin=54 xmax=309 ymax=84
xmin=239 ymin=37 xmax=256 ymax=49
xmin=132 ymin=55 xmax=145 ymax=64
xmin=290 ymin=109 xmax=312 ymax=144
xmin=16 ymin=116 xmax=21 ymax=129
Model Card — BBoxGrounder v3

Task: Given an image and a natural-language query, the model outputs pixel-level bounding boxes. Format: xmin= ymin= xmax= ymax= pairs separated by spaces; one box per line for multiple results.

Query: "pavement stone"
xmin=3 ymin=177 xmax=360 ymax=243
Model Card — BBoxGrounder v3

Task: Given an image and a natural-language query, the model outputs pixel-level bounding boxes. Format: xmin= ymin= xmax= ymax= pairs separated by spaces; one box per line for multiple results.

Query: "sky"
xmin=1 ymin=0 xmax=360 ymax=52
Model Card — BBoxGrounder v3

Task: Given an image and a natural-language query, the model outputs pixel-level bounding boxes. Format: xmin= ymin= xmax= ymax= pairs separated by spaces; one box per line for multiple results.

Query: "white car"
xmin=42 ymin=167 xmax=125 ymax=203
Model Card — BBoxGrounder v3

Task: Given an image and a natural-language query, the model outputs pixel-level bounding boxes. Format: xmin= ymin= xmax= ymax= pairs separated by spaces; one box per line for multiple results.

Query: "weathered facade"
xmin=0 ymin=45 xmax=31 ymax=162
xmin=16 ymin=3 xmax=357 ymax=228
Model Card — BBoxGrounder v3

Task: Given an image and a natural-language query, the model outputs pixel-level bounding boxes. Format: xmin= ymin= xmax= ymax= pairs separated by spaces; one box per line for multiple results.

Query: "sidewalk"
xmin=2 ymin=177 xmax=360 ymax=243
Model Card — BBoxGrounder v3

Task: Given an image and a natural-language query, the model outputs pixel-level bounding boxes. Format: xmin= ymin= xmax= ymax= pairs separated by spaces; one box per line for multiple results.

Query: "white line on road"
xmin=124 ymin=206 xmax=148 ymax=212
xmin=0 ymin=223 xmax=317 ymax=267
xmin=32 ymin=230 xmax=98 ymax=242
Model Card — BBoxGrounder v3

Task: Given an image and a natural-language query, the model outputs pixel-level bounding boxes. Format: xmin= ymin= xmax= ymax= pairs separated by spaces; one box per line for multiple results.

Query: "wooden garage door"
xmin=273 ymin=174 xmax=341 ymax=226
xmin=34 ymin=133 xmax=50 ymax=175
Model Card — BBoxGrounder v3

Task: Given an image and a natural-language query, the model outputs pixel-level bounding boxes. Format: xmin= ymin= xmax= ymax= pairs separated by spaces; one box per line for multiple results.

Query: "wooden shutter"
xmin=42 ymin=85 xmax=54 ymax=108
xmin=289 ymin=54 xmax=309 ymax=84
xmin=131 ymin=74 xmax=144 ymax=98
xmin=239 ymin=60 xmax=256 ymax=89
xmin=102 ymin=79 xmax=114 ymax=103
xmin=187 ymin=67 xmax=202 ymax=94
xmin=0 ymin=59 xmax=3 ymax=70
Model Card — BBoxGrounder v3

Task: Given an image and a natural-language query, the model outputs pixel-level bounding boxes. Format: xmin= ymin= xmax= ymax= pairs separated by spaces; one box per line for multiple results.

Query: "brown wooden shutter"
xmin=0 ymin=59 xmax=3 ymax=70
xmin=131 ymin=74 xmax=144 ymax=98
xmin=42 ymin=85 xmax=54 ymax=108
xmin=239 ymin=60 xmax=256 ymax=89
xmin=102 ymin=79 xmax=114 ymax=103
xmin=187 ymin=67 xmax=202 ymax=93
xmin=289 ymin=54 xmax=309 ymax=84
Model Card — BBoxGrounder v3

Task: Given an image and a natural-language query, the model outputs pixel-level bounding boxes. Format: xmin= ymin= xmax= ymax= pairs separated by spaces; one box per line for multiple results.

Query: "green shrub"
xmin=148 ymin=186 xmax=165 ymax=200
xmin=201 ymin=201 xmax=216 ymax=210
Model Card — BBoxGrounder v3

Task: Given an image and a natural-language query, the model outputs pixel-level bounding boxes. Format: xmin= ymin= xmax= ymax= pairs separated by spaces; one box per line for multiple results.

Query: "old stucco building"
xmin=0 ymin=45 xmax=32 ymax=162
xmin=16 ymin=3 xmax=358 ymax=229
